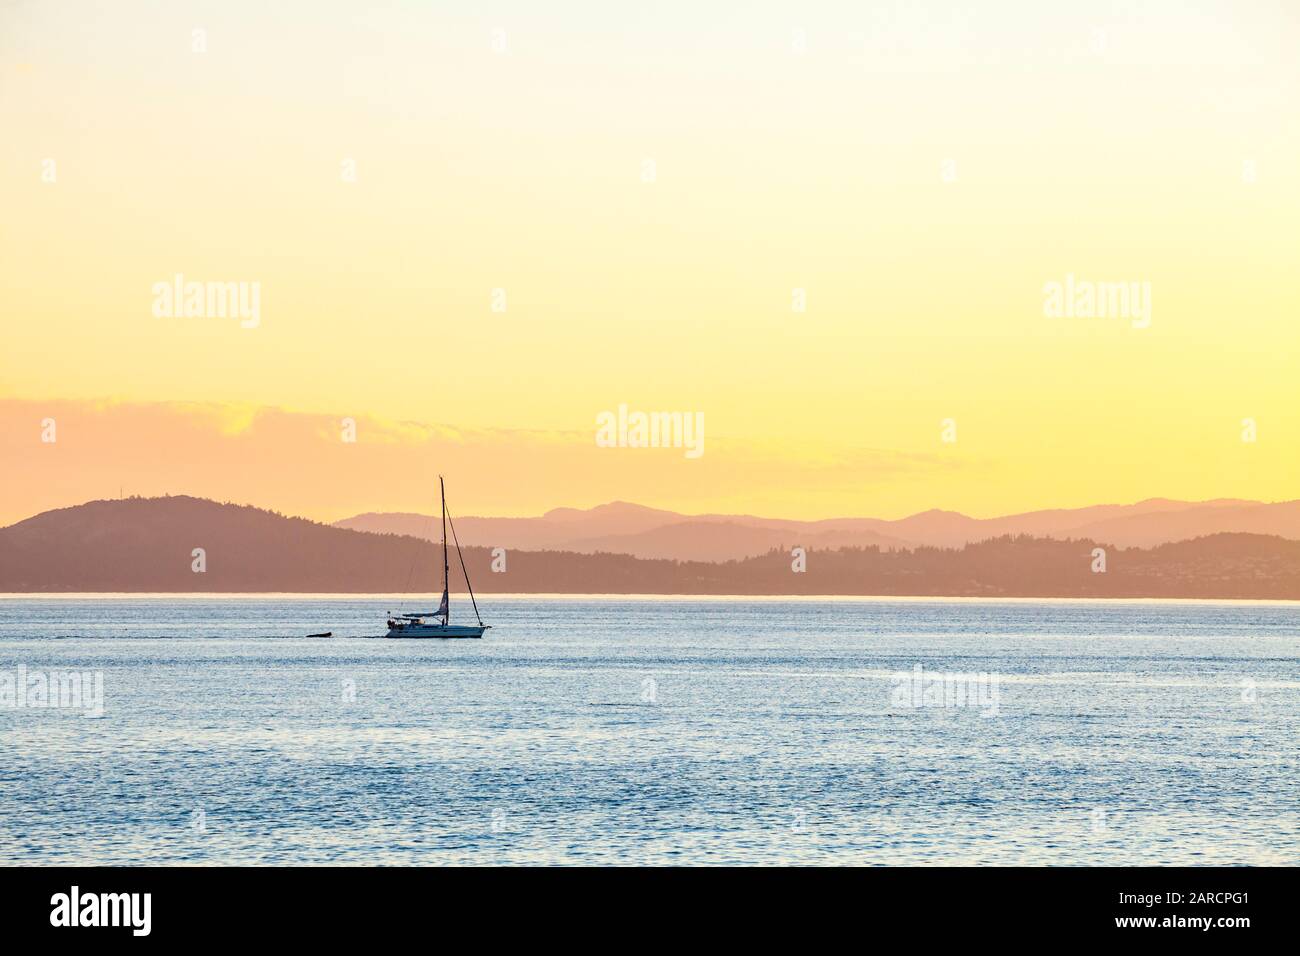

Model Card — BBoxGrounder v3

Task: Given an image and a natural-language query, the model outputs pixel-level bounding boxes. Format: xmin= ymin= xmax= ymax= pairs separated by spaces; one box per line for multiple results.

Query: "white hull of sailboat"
xmin=386 ymin=623 xmax=486 ymax=639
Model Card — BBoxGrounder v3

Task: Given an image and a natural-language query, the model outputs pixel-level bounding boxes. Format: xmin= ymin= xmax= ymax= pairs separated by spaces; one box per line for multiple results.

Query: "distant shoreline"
xmin=6 ymin=497 xmax=1298 ymax=600
xmin=2 ymin=592 xmax=1298 ymax=606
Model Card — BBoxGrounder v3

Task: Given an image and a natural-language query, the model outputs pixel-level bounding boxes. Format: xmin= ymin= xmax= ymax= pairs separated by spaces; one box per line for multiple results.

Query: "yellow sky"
xmin=2 ymin=2 xmax=1297 ymax=523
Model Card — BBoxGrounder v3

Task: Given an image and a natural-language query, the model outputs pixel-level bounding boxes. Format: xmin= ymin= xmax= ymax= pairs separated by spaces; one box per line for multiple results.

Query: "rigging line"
xmin=444 ymin=502 xmax=483 ymax=627
xmin=398 ymin=507 xmax=438 ymax=616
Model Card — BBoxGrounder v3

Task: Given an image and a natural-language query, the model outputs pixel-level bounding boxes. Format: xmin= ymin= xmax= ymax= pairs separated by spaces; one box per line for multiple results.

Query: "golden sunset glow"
xmin=2 ymin=1 xmax=1298 ymax=525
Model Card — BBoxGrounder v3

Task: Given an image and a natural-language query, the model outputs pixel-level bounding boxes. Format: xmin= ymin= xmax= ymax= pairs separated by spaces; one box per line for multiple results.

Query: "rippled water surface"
xmin=1 ymin=596 xmax=1296 ymax=865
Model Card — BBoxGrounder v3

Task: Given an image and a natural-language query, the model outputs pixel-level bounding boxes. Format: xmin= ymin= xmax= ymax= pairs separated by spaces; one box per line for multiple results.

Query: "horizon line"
xmin=8 ymin=490 xmax=1297 ymax=531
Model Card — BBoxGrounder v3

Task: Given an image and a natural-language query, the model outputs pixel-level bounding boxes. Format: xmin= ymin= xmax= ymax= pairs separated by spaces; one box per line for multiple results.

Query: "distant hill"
xmin=0 ymin=496 xmax=431 ymax=592
xmin=3 ymin=496 xmax=1299 ymax=598
xmin=568 ymin=520 xmax=911 ymax=561
xmin=334 ymin=497 xmax=1300 ymax=559
xmin=1056 ymin=501 xmax=1300 ymax=547
xmin=335 ymin=500 xmax=678 ymax=552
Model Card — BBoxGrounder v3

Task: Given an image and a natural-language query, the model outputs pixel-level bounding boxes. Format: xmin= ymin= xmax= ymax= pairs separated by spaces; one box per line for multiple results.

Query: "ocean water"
xmin=0 ymin=596 xmax=1296 ymax=866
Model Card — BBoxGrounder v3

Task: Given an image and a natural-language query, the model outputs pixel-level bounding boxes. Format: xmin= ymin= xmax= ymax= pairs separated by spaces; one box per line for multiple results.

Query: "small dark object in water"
xmin=307 ymin=631 xmax=332 ymax=638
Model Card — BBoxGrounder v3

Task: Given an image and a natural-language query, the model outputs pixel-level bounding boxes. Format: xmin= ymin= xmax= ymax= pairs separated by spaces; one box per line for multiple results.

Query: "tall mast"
xmin=440 ymin=476 xmax=449 ymax=622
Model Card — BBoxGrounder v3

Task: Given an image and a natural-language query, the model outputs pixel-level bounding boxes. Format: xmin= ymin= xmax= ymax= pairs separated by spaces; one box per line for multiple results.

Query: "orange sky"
xmin=2 ymin=2 xmax=1297 ymax=525
xmin=0 ymin=395 xmax=1291 ymax=527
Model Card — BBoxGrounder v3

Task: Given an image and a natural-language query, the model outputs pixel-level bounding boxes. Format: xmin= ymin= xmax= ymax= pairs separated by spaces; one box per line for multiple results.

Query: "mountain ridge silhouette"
xmin=3 ymin=495 xmax=1298 ymax=598
xmin=334 ymin=496 xmax=1300 ymax=559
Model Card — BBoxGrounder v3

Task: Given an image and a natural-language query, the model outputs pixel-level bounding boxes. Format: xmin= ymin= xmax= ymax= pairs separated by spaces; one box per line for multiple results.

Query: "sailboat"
xmin=385 ymin=477 xmax=490 ymax=639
